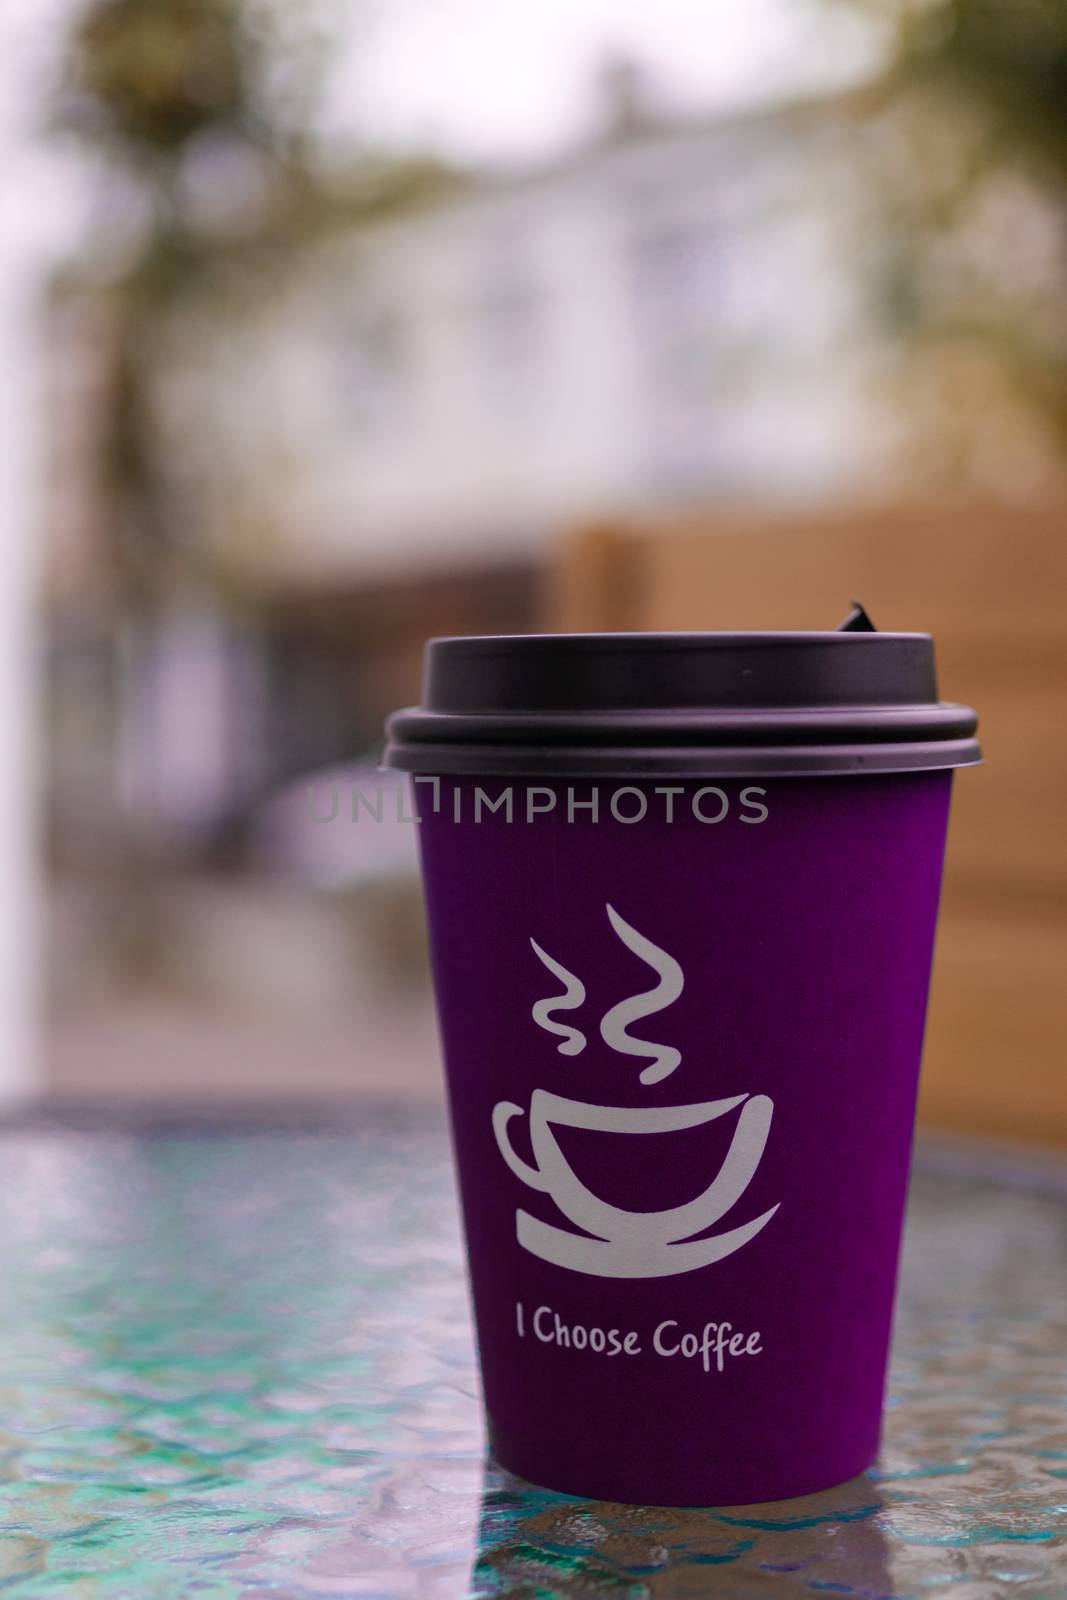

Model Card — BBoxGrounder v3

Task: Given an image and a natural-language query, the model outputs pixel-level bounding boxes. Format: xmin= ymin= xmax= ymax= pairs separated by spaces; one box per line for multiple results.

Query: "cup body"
xmin=416 ymin=771 xmax=953 ymax=1505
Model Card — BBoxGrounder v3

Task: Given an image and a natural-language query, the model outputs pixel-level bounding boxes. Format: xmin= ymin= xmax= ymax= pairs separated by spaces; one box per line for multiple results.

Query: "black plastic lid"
xmin=383 ymin=613 xmax=980 ymax=778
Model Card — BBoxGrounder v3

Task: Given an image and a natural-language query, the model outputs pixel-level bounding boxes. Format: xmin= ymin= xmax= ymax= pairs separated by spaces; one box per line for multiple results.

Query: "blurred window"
xmin=472 ymin=257 xmax=545 ymax=410
xmin=628 ymin=215 xmax=722 ymax=490
xmin=337 ymin=305 xmax=411 ymax=432
xmin=630 ymin=217 xmax=719 ymax=349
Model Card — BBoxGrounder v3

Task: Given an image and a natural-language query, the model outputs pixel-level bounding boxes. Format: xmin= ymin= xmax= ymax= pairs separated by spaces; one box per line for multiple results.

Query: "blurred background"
xmin=5 ymin=0 xmax=1065 ymax=1140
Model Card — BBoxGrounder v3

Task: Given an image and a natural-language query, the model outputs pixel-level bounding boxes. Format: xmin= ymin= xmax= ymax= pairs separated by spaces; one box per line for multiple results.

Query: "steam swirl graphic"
xmin=530 ymin=940 xmax=587 ymax=1056
xmin=508 ymin=906 xmax=778 ymax=1278
xmin=600 ymin=904 xmax=684 ymax=1085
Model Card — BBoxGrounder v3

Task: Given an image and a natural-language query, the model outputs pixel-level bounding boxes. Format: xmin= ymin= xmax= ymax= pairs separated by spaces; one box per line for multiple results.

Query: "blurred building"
xmin=190 ymin=72 xmax=874 ymax=583
xmin=39 ymin=73 xmax=904 ymax=860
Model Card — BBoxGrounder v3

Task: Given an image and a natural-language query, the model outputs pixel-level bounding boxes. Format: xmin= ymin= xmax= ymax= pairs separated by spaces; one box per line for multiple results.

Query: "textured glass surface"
xmin=0 ymin=1116 xmax=1063 ymax=1598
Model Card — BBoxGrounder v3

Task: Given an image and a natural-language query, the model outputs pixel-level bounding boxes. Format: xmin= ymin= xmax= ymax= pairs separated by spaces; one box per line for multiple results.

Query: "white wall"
xmin=163 ymin=99 xmax=874 ymax=584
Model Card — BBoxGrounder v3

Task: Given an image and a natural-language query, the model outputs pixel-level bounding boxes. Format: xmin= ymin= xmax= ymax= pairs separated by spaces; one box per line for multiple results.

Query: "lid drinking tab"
xmin=836 ymin=600 xmax=878 ymax=633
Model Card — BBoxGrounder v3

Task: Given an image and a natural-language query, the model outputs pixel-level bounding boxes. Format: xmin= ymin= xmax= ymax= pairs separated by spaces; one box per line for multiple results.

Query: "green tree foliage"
xmin=64 ymin=0 xmax=248 ymax=154
xmin=54 ymin=0 xmax=458 ymax=605
xmin=844 ymin=0 xmax=1067 ymax=477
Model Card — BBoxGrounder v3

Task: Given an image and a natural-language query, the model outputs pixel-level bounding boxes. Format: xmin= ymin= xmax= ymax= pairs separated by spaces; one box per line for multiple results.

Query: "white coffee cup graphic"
xmin=492 ymin=906 xmax=780 ymax=1279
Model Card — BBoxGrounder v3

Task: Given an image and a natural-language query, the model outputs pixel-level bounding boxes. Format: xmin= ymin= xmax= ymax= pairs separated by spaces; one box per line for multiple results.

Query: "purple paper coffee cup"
xmin=385 ymin=622 xmax=979 ymax=1506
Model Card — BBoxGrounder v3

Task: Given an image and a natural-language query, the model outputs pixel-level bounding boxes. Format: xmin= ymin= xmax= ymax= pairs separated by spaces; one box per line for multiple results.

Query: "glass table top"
xmin=0 ymin=1112 xmax=1064 ymax=1598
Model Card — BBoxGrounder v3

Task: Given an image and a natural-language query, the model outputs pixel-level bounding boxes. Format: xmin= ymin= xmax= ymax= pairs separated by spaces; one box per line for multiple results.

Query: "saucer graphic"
xmin=492 ymin=906 xmax=779 ymax=1279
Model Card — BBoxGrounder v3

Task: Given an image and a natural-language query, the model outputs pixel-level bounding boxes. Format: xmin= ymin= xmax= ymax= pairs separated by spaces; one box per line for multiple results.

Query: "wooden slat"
xmin=553 ymin=500 xmax=1067 ymax=1145
xmin=921 ymin=896 xmax=1067 ymax=1146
